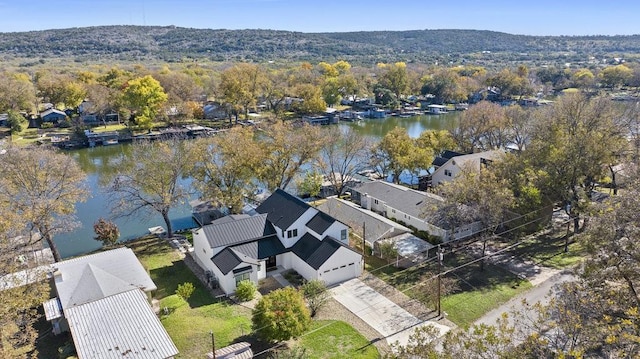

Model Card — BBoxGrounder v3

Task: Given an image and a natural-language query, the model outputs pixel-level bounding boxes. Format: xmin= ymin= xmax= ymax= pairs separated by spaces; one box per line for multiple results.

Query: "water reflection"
xmin=55 ymin=112 xmax=460 ymax=258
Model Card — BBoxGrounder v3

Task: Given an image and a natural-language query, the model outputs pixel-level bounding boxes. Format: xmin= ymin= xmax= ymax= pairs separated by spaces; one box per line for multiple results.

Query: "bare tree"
xmin=0 ymin=146 xmax=88 ymax=262
xmin=316 ymin=126 xmax=371 ymax=196
xmin=108 ymin=138 xmax=194 ymax=238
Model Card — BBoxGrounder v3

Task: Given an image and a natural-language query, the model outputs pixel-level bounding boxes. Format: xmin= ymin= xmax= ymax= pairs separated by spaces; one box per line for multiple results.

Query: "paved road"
xmin=475 ymin=270 xmax=575 ymax=328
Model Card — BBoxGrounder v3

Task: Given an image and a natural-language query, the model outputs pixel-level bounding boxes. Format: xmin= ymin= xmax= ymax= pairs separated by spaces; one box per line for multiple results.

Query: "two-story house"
xmin=192 ymin=189 xmax=362 ymax=295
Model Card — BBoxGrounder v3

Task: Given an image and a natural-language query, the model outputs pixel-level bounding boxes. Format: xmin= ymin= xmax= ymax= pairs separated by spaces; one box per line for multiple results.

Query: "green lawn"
xmin=129 ymin=236 xmax=252 ymax=358
xmin=441 ymin=265 xmax=532 ymax=328
xmin=508 ymin=229 xmax=586 ymax=269
xmin=299 ymin=320 xmax=379 ymax=359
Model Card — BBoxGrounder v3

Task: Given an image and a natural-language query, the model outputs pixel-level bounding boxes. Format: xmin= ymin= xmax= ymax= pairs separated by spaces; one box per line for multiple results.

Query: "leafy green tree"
xmin=122 ymin=75 xmax=168 ymax=130
xmin=93 ymin=218 xmax=120 ymax=247
xmin=252 ymin=287 xmax=311 ymax=342
xmin=571 ymin=68 xmax=595 ymax=90
xmin=301 ymin=279 xmax=329 ymax=317
xmin=175 ymin=282 xmax=195 ymax=302
xmin=235 ymin=280 xmax=256 ymax=302
xmin=296 ymin=170 xmax=323 ymax=198
xmin=378 ymin=62 xmax=409 ymax=100
xmin=485 ymin=68 xmax=533 ymax=100
xmin=526 ymin=93 xmax=626 ymax=232
xmin=378 ymin=241 xmax=399 ymax=265
xmin=108 ymin=139 xmax=194 ymax=238
xmin=293 ymin=83 xmax=326 ymax=115
xmin=372 ymin=127 xmax=434 ymax=184
xmin=600 ymin=64 xmax=633 ymax=88
xmin=219 ymin=63 xmax=267 ymax=122
xmin=6 ymin=110 xmax=27 ymax=134
xmin=421 ymin=68 xmax=467 ymax=104
xmin=0 ymin=147 xmax=88 ymax=262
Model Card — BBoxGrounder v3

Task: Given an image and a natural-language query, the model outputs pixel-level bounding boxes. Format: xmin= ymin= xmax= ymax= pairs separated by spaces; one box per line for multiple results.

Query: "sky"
xmin=0 ymin=0 xmax=638 ymax=36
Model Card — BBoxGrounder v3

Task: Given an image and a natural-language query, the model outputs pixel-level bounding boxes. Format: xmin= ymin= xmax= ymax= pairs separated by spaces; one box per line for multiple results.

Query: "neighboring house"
xmin=317 ymin=196 xmax=411 ymax=247
xmin=318 ymin=196 xmax=433 ymax=258
xmin=319 ymin=173 xmax=362 ymax=198
xmin=43 ymin=247 xmax=178 ymax=359
xmin=192 ymin=189 xmax=362 ymax=295
xmin=203 ymin=102 xmax=228 ymax=119
xmin=430 ymin=149 xmax=504 ymax=187
xmin=40 ymin=108 xmax=67 ymax=123
xmin=349 ymin=180 xmax=479 ymax=241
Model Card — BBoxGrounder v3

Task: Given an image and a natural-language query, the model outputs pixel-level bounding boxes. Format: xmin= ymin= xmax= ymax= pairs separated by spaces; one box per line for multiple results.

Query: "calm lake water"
xmin=55 ymin=112 xmax=460 ymax=258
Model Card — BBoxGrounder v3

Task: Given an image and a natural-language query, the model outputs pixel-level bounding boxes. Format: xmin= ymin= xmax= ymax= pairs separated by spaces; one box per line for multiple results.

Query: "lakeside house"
xmin=429 ymin=149 xmax=505 ymax=187
xmin=192 ymin=189 xmax=363 ymax=295
xmin=43 ymin=247 xmax=178 ymax=359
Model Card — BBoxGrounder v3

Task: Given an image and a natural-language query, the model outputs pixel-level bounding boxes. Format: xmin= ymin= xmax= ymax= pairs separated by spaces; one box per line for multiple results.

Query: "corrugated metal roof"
xmin=53 ymin=248 xmax=157 ymax=310
xmin=432 ymin=156 xmax=449 ymax=167
xmin=305 ymin=211 xmax=336 ymax=235
xmin=231 ymin=235 xmax=287 ymax=260
xmin=255 ymin=189 xmax=310 ymax=230
xmin=66 ymin=289 xmax=178 ymax=359
xmin=199 ymin=214 xmax=275 ymax=249
xmin=208 ymin=341 xmax=252 ymax=359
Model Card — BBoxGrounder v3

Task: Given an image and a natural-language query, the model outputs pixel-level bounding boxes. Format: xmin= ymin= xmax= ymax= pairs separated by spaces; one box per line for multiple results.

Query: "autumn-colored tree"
xmin=0 ymin=147 xmax=88 ymax=262
xmin=453 ymin=101 xmax=510 ymax=153
xmin=421 ymin=68 xmax=467 ymax=104
xmin=526 ymin=93 xmax=627 ymax=232
xmin=219 ymin=63 xmax=268 ymax=123
xmin=378 ymin=62 xmax=409 ymax=100
xmin=252 ymin=287 xmax=311 ymax=342
xmin=571 ymin=68 xmax=596 ymax=90
xmin=93 ymin=218 xmax=120 ymax=246
xmin=0 ymin=71 xmax=35 ymax=112
xmin=600 ymin=64 xmax=633 ymax=88
xmin=292 ymin=83 xmax=326 ymax=115
xmin=191 ymin=127 xmax=261 ymax=214
xmin=122 ymin=75 xmax=168 ymax=130
xmin=301 ymin=279 xmax=329 ymax=317
xmin=258 ymin=122 xmax=324 ymax=192
xmin=485 ymin=68 xmax=533 ymax=100
xmin=371 ymin=127 xmax=414 ymax=183
xmin=108 ymin=138 xmax=194 ymax=238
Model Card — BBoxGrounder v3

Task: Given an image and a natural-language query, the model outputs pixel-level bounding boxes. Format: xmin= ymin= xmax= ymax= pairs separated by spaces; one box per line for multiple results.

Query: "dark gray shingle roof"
xmin=201 ymin=214 xmax=275 ymax=248
xmin=306 ymin=211 xmax=335 ymax=235
xmin=353 ymin=181 xmax=444 ymax=219
xmin=255 ymin=189 xmax=310 ymax=230
xmin=290 ymin=233 xmax=342 ymax=270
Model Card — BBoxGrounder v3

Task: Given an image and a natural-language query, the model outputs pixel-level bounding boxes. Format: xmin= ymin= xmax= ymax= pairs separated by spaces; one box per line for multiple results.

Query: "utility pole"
xmin=362 ymin=221 xmax=366 ymax=269
xmin=437 ymin=245 xmax=444 ymax=319
xmin=210 ymin=330 xmax=216 ymax=359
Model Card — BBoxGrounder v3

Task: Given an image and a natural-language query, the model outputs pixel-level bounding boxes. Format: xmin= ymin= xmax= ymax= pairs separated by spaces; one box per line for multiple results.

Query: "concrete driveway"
xmin=331 ymin=278 xmax=450 ymax=347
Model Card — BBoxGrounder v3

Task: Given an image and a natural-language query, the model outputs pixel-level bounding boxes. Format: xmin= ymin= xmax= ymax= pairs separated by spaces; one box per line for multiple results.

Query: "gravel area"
xmin=315 ymin=297 xmax=391 ymax=355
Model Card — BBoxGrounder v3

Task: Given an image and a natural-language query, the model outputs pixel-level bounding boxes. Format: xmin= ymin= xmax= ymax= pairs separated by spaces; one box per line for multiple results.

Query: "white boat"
xmin=148 ymin=226 xmax=166 ymax=236
xmin=426 ymin=104 xmax=448 ymax=114
xmin=103 ymin=138 xmax=119 ymax=145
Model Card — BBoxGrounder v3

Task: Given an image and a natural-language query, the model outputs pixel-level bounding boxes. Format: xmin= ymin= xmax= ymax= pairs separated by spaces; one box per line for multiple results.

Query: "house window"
xmin=392 ymin=209 xmax=396 ymax=213
xmin=235 ymin=272 xmax=250 ymax=285
xmin=374 ymin=199 xmax=379 ymax=205
xmin=287 ymin=228 xmax=298 ymax=238
xmin=444 ymin=169 xmax=452 ymax=177
xmin=341 ymin=229 xmax=347 ymax=242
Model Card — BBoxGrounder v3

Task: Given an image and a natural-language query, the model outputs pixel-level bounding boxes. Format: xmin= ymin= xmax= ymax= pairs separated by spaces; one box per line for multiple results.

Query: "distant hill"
xmin=1 ymin=26 xmax=639 ymax=65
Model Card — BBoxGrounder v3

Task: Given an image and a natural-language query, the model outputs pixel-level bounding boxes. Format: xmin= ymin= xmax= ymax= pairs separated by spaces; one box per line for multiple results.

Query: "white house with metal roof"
xmin=431 ymin=149 xmax=504 ymax=187
xmin=43 ymin=247 xmax=178 ymax=359
xmin=192 ymin=189 xmax=362 ymax=295
xmin=349 ymin=180 xmax=479 ymax=241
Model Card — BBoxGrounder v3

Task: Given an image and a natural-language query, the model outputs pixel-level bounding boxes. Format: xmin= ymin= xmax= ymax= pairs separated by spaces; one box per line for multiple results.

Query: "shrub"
xmin=235 ymin=280 xmax=256 ymax=301
xmin=252 ymin=287 xmax=310 ymax=342
xmin=175 ymin=282 xmax=195 ymax=302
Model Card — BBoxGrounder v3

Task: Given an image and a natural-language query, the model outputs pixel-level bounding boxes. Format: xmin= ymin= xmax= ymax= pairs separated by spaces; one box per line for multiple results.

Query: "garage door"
xmin=319 ymin=262 xmax=358 ymax=286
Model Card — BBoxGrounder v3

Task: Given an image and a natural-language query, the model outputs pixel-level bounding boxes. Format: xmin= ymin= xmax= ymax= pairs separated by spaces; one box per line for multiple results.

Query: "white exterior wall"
xmin=317 ymin=247 xmax=363 ymax=286
xmin=432 ymin=161 xmax=462 ymax=187
xmin=385 ymin=205 xmax=448 ymax=239
xmin=193 ymin=230 xmax=215 ymax=273
xmin=280 ymin=208 xmax=318 ymax=248
xmin=288 ymin=254 xmax=319 ymax=282
xmin=323 ymin=221 xmax=349 ymax=245
xmin=277 ymin=252 xmax=292 ymax=269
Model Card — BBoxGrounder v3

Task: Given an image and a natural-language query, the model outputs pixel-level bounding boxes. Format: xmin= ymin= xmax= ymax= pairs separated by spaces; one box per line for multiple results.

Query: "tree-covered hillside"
xmin=1 ymin=26 xmax=639 ymax=65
